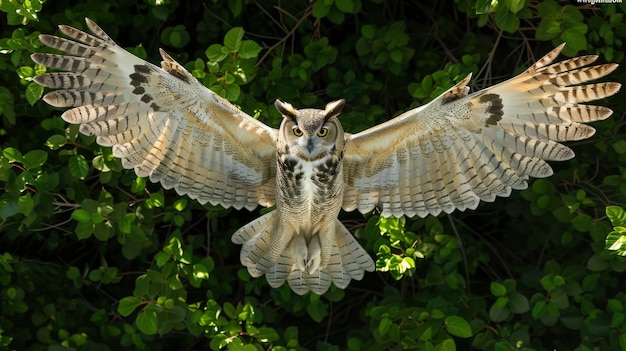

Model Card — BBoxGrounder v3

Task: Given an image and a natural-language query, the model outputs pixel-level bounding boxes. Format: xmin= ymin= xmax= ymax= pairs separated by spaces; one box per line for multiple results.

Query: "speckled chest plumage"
xmin=276 ymin=145 xmax=344 ymax=228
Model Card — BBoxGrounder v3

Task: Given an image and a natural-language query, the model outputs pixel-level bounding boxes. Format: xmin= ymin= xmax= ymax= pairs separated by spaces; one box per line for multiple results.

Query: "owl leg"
xmin=268 ymin=221 xmax=293 ymax=263
xmin=315 ymin=223 xmax=335 ymax=272
xmin=305 ymin=237 xmax=321 ymax=274
xmin=290 ymin=234 xmax=308 ymax=272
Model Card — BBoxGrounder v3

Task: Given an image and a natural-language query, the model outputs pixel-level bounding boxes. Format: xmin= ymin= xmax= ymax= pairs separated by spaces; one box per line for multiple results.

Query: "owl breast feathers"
xmin=32 ymin=19 xmax=620 ymax=295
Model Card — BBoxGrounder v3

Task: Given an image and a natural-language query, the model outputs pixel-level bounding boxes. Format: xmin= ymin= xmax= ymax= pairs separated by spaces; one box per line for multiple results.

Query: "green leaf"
xmin=550 ymin=288 xmax=569 ymax=310
xmin=169 ymin=25 xmax=189 ymax=48
xmin=224 ymin=27 xmax=244 ymax=51
xmin=438 ymin=339 xmax=456 ymax=351
xmin=306 ymin=301 xmax=328 ymax=322
xmin=561 ymin=5 xmax=583 ymax=22
xmin=66 ymin=266 xmax=80 ymax=280
xmin=224 ymin=83 xmax=240 ymax=100
xmin=572 ymin=214 xmax=592 ymax=232
xmin=229 ymin=339 xmax=258 ymax=351
xmin=23 ymin=150 xmax=47 ymax=169
xmin=18 ymin=193 xmax=34 ymax=216
xmin=136 ymin=308 xmax=158 ymax=335
xmin=93 ymin=222 xmax=113 ymax=241
xmin=532 ymin=179 xmax=548 ymax=194
xmin=223 ymin=302 xmax=236 ymax=319
xmin=16 ymin=65 xmax=34 ymax=79
xmin=74 ymin=221 xmax=94 ymax=240
xmin=378 ymin=317 xmax=392 ymax=336
xmin=361 ymin=24 xmax=376 ymax=39
xmin=489 ymin=297 xmax=510 ymax=322
xmin=607 ymin=206 xmax=626 ymax=227
xmin=508 ymin=292 xmax=530 ymax=314
xmin=562 ymin=30 xmax=587 ymax=51
xmin=69 ymin=154 xmax=89 ymax=179
xmin=3 ymin=147 xmax=23 ymax=163
xmin=25 ymin=82 xmax=44 ymax=106
xmin=606 ymin=227 xmax=626 ymax=256
xmin=257 ymin=327 xmax=279 ymax=342
xmin=192 ymin=263 xmax=209 ymax=280
xmin=206 ymin=44 xmax=228 ymax=62
xmin=445 ymin=316 xmax=472 ymax=338
xmin=173 ymin=198 xmax=188 ymax=211
xmin=131 ymin=176 xmax=146 ymax=193
xmin=326 ymin=6 xmax=345 ymax=24
xmin=475 ymin=0 xmax=495 ymax=14
xmin=503 ymin=0 xmax=525 ymax=13
xmin=490 ymin=282 xmax=507 ymax=297
xmin=587 ymin=254 xmax=609 ymax=272
xmin=540 ymin=274 xmax=565 ymax=291
xmin=209 ymin=335 xmax=229 ymax=350
xmin=532 ymin=300 xmax=547 ymax=319
xmin=335 ymin=0 xmax=356 ymax=13
xmin=312 ymin=0 xmax=332 ymax=18
xmin=71 ymin=209 xmax=91 ymax=223
xmin=228 ymin=0 xmax=243 ymax=16
xmin=238 ymin=40 xmax=262 ymax=59
xmin=613 ymin=140 xmax=626 ymax=154
xmin=45 ymin=134 xmax=67 ymax=150
xmin=494 ymin=8 xmax=519 ymax=33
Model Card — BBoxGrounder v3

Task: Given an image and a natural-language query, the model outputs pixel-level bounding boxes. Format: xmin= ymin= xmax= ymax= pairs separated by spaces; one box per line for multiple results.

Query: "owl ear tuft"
xmin=324 ymin=99 xmax=345 ymax=121
xmin=274 ymin=100 xmax=298 ymax=120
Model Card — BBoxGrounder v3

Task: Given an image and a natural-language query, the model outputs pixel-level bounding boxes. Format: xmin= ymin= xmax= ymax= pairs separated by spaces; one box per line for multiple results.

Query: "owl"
xmin=31 ymin=19 xmax=620 ymax=295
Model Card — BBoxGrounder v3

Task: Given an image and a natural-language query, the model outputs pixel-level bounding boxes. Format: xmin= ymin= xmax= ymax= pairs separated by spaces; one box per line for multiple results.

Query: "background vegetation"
xmin=1 ymin=0 xmax=626 ymax=350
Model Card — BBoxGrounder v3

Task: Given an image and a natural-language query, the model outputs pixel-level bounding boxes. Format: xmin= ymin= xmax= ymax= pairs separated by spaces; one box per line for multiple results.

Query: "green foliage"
xmin=355 ymin=21 xmax=415 ymax=75
xmin=606 ymin=206 xmax=626 ymax=256
xmin=1 ymin=0 xmax=626 ymax=350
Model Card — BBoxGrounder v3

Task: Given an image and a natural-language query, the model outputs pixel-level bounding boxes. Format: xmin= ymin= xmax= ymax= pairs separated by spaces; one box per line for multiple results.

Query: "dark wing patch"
xmin=130 ymin=64 xmax=158 ymax=108
xmin=479 ymin=93 xmax=504 ymax=126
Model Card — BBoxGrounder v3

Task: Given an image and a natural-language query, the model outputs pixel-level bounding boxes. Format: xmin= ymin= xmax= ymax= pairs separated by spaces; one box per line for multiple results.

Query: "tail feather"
xmin=231 ymin=212 xmax=374 ymax=295
xmin=231 ymin=212 xmax=276 ymax=277
xmin=335 ymin=220 xmax=375 ymax=280
xmin=288 ymin=269 xmax=332 ymax=295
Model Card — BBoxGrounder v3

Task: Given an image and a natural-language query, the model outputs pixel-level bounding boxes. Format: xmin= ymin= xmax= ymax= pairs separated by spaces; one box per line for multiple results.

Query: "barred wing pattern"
xmin=31 ymin=19 xmax=277 ymax=210
xmin=343 ymin=45 xmax=620 ymax=218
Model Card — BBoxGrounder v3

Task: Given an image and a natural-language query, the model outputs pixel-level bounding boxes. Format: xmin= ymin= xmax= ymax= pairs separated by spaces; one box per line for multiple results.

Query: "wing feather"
xmin=344 ymin=44 xmax=620 ymax=217
xmin=32 ymin=18 xmax=277 ymax=210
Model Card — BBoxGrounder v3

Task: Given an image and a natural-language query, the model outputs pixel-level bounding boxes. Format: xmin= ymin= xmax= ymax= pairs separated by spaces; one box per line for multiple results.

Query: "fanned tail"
xmin=232 ymin=212 xmax=374 ymax=295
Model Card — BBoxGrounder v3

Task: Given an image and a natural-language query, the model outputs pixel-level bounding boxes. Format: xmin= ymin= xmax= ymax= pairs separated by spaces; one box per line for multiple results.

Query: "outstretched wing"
xmin=343 ymin=44 xmax=620 ymax=218
xmin=32 ymin=18 xmax=277 ymax=210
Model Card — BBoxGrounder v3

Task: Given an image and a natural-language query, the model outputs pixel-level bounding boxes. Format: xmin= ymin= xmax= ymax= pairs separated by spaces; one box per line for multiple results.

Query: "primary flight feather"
xmin=32 ymin=18 xmax=620 ymax=295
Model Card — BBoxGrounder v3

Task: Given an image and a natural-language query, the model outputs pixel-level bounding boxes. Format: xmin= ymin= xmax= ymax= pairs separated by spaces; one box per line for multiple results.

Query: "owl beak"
xmin=306 ymin=138 xmax=315 ymax=153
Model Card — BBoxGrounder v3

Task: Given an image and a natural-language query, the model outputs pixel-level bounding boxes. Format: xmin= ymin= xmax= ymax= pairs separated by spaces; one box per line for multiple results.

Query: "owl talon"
xmin=306 ymin=256 xmax=321 ymax=274
xmin=291 ymin=234 xmax=308 ymax=272
xmin=306 ymin=236 xmax=322 ymax=274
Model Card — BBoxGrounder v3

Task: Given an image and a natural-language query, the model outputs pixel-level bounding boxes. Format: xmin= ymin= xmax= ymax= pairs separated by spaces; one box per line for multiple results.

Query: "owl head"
xmin=275 ymin=99 xmax=346 ymax=158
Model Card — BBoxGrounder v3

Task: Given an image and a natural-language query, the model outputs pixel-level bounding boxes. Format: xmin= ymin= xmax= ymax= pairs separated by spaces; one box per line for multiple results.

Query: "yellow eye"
xmin=292 ymin=126 xmax=303 ymax=137
xmin=317 ymin=127 xmax=328 ymax=137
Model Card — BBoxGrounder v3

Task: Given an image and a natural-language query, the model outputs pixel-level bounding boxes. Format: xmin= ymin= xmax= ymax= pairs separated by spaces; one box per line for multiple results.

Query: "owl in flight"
xmin=32 ymin=19 xmax=620 ymax=295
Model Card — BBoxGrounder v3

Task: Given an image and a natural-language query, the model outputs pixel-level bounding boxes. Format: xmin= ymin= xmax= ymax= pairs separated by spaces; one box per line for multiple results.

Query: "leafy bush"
xmin=1 ymin=0 xmax=626 ymax=350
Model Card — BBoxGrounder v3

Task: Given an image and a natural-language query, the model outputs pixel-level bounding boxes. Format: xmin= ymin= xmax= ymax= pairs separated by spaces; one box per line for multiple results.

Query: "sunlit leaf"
xmin=68 ymin=154 xmax=89 ymax=179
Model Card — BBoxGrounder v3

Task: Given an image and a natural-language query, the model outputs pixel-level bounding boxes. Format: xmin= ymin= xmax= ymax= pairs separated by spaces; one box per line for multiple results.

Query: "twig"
xmin=256 ymin=6 xmax=313 ymax=67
